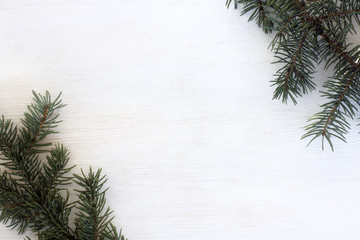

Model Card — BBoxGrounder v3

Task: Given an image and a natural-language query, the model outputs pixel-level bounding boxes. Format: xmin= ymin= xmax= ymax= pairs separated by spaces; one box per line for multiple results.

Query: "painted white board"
xmin=0 ymin=1 xmax=360 ymax=239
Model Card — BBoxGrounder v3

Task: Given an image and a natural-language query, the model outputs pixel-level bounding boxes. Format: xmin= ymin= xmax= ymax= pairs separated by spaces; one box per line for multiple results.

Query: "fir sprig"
xmin=74 ymin=168 xmax=120 ymax=240
xmin=228 ymin=0 xmax=360 ymax=150
xmin=0 ymin=91 xmax=127 ymax=240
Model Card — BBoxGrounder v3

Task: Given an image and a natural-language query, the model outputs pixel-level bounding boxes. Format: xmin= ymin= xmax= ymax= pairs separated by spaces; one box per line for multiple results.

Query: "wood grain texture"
xmin=1 ymin=0 xmax=360 ymax=239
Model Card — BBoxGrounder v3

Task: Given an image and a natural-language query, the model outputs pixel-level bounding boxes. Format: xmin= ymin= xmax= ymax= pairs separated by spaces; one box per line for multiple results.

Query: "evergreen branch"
xmin=303 ymin=71 xmax=358 ymax=150
xmin=0 ymin=91 xmax=127 ymax=239
xmin=0 ymin=91 xmax=67 ymax=196
xmin=74 ymin=168 xmax=119 ymax=240
xmin=19 ymin=90 xmax=65 ymax=153
xmin=230 ymin=0 xmax=360 ymax=149
xmin=42 ymin=144 xmax=75 ymax=194
xmin=283 ymin=30 xmax=311 ymax=101
xmin=272 ymin=27 xmax=317 ymax=104
xmin=321 ymin=76 xmax=354 ymax=136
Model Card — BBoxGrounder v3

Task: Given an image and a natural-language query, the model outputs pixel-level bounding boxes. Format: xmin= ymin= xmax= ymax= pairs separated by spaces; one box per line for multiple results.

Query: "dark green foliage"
xmin=227 ymin=0 xmax=360 ymax=150
xmin=0 ymin=91 xmax=127 ymax=240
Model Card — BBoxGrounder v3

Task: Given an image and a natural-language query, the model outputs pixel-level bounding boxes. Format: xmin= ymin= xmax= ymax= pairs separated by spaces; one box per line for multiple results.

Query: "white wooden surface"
xmin=1 ymin=1 xmax=360 ymax=239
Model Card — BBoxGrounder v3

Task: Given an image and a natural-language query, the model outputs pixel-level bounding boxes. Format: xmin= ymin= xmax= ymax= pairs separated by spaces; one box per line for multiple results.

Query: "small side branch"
xmin=322 ymin=72 xmax=357 ymax=137
xmin=283 ymin=29 xmax=311 ymax=94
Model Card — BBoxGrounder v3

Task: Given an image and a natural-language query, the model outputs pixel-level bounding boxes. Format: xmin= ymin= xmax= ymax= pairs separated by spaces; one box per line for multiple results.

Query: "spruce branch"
xmin=229 ymin=0 xmax=360 ymax=149
xmin=0 ymin=91 xmax=127 ymax=240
